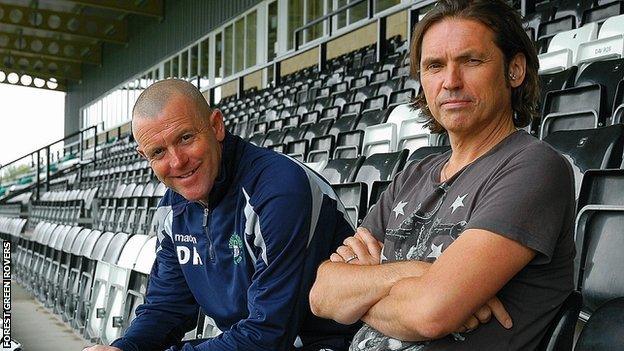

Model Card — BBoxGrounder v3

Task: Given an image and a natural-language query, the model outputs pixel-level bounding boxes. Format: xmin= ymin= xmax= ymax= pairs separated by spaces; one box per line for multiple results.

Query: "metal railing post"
xmin=36 ymin=150 xmax=41 ymax=200
xmin=45 ymin=146 xmax=50 ymax=192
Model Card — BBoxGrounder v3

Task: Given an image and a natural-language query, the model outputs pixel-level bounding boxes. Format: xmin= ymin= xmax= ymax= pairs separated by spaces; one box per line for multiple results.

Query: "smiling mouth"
xmin=175 ymin=167 xmax=199 ymax=179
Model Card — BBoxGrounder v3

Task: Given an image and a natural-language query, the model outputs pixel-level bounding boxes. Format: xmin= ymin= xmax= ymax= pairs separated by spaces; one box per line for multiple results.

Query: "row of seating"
xmin=0 ymin=221 xmax=156 ymax=345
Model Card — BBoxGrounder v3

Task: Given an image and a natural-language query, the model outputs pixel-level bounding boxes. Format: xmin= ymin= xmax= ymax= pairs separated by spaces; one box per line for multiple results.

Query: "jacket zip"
xmin=202 ymin=207 xmax=215 ymax=261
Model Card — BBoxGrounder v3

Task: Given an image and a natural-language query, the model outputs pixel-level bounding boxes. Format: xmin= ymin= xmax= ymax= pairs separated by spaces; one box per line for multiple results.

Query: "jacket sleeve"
xmin=180 ymin=165 xmax=326 ymax=351
xmin=111 ymin=203 xmax=199 ymax=351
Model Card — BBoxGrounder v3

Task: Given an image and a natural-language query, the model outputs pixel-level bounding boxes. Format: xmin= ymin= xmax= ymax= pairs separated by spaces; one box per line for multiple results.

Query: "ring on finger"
xmin=345 ymin=254 xmax=358 ymax=263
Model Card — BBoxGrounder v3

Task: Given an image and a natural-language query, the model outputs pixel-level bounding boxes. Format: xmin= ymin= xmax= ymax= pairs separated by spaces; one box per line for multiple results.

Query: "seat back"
xmin=321 ymin=157 xmax=365 ymax=184
xmin=537 ymin=291 xmax=582 ymax=351
xmin=577 ymin=169 xmax=624 ymax=212
xmin=332 ymin=183 xmax=368 ymax=226
xmin=576 ymin=208 xmax=624 ymax=316
xmin=574 ymin=297 xmax=624 ymax=351
xmin=544 ymin=125 xmax=624 ymax=198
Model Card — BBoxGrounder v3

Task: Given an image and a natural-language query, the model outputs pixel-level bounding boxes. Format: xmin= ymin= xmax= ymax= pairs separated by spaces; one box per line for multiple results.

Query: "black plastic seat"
xmin=542 ymin=85 xmax=605 ymax=130
xmin=262 ymin=130 xmax=286 ymax=148
xmin=554 ymin=0 xmax=594 ymax=27
xmin=575 ymin=208 xmax=624 ymax=317
xmin=582 ymin=1 xmax=624 ymax=26
xmin=369 ymin=180 xmax=391 ymax=209
xmin=544 ymin=125 xmax=624 ymax=198
xmin=334 ymin=131 xmax=364 ymax=159
xmin=540 ymin=110 xmax=599 ymax=139
xmin=388 ymin=88 xmax=416 ymax=109
xmin=574 ymin=297 xmax=624 ymax=351
xmin=614 ymin=80 xmax=624 ymax=124
xmin=575 ymin=58 xmax=624 ymax=124
xmin=320 ymin=157 xmax=365 ymax=184
xmin=539 ymin=67 xmax=577 ymax=108
xmin=353 ymin=86 xmax=378 ymax=103
xmin=356 ymin=109 xmax=388 ymax=130
xmin=377 ymin=77 xmax=403 ymax=99
xmin=537 ymin=290 xmax=582 ymax=351
xmin=342 ymin=102 xmax=363 ymax=118
xmin=307 ymin=135 xmax=335 ymax=163
xmin=322 ymin=106 xmax=341 ymax=121
xmin=537 ymin=15 xmax=575 ymax=42
xmin=353 ymin=150 xmax=408 ymax=205
xmin=363 ymin=95 xmax=387 ymax=113
xmin=577 ymin=168 xmax=624 ymax=212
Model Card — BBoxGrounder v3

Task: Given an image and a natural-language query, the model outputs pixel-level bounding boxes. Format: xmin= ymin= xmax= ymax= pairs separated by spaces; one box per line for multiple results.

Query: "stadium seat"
xmin=582 ymin=1 xmax=624 ymax=26
xmin=55 ymin=227 xmax=89 ymax=316
xmin=541 ymin=85 xmax=604 ymax=138
xmin=85 ymin=232 xmax=130 ymax=341
xmin=399 ymin=116 xmax=431 ymax=155
xmin=573 ymin=297 xmax=624 ymax=351
xmin=537 ymin=290 xmax=582 ymax=351
xmin=353 ymin=150 xmax=408 ymax=205
xmin=73 ymin=231 xmax=115 ymax=332
xmin=320 ymin=157 xmax=364 ymax=184
xmin=575 ymin=207 xmax=624 ymax=319
xmin=576 ymin=14 xmax=624 ymax=65
xmin=544 ymin=125 xmax=624 ymax=198
xmin=538 ymin=23 xmax=599 ymax=73
xmin=64 ymin=229 xmax=101 ymax=324
xmin=574 ymin=58 xmax=624 ymax=124
xmin=118 ymin=237 xmax=157 ymax=338
xmin=577 ymin=168 xmax=624 ymax=212
xmin=100 ymin=234 xmax=150 ymax=345
xmin=332 ymin=183 xmax=368 ymax=226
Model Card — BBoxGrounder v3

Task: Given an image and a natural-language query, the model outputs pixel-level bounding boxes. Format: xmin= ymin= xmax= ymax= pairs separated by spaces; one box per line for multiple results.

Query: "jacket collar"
xmin=206 ymin=131 xmax=242 ymax=210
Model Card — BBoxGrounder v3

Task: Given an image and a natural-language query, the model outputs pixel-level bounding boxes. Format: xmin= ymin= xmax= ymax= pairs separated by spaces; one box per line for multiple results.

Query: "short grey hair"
xmin=132 ymin=78 xmax=211 ymax=120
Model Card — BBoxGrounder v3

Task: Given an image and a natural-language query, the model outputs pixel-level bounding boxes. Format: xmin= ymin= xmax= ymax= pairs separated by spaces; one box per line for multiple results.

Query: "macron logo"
xmin=175 ymin=234 xmax=198 ymax=244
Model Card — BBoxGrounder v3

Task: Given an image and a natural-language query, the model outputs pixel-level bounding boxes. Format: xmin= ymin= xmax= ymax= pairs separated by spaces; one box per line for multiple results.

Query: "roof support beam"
xmin=0 ymin=31 xmax=101 ymax=65
xmin=0 ymin=3 xmax=128 ymax=44
xmin=0 ymin=51 xmax=81 ymax=81
xmin=67 ymin=0 xmax=164 ymax=19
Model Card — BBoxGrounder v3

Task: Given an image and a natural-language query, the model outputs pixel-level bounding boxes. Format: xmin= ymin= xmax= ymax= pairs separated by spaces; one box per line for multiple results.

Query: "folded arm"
xmin=361 ymin=228 xmax=533 ymax=341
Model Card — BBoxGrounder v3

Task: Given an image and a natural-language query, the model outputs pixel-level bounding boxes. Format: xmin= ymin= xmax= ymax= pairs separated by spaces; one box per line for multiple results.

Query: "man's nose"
xmin=168 ymin=147 xmax=188 ymax=169
xmin=442 ymin=65 xmax=463 ymax=90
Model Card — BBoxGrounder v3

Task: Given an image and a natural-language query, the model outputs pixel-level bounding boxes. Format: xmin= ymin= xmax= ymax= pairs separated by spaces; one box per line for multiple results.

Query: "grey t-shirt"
xmin=351 ymin=131 xmax=575 ymax=351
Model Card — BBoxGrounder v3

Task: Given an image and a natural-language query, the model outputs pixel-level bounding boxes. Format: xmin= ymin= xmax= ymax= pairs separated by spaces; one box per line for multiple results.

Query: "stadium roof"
xmin=0 ymin=0 xmax=163 ymax=91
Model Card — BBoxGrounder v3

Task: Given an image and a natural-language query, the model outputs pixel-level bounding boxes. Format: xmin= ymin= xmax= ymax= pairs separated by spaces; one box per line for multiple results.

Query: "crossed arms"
xmin=309 ymin=227 xmax=535 ymax=341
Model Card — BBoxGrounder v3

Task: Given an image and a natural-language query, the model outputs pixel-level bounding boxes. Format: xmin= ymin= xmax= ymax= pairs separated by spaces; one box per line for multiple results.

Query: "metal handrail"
xmin=0 ymin=125 xmax=98 ymax=200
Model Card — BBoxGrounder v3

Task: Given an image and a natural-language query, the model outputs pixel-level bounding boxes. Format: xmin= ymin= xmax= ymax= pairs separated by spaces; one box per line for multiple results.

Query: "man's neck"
xmin=445 ymin=116 xmax=517 ymax=176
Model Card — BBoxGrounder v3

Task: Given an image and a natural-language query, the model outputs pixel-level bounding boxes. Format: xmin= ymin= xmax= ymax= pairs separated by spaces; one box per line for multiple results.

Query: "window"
xmin=224 ymin=24 xmax=233 ymax=76
xmin=246 ymin=11 xmax=257 ymax=69
xmin=190 ymin=45 xmax=198 ymax=78
xmin=200 ymin=38 xmax=210 ymax=88
xmin=287 ymin=0 xmax=304 ymax=50
xmin=215 ymin=32 xmax=223 ymax=80
xmin=235 ymin=18 xmax=245 ymax=73
xmin=164 ymin=60 xmax=171 ymax=78
xmin=171 ymin=56 xmax=179 ymax=78
xmin=267 ymin=1 xmax=278 ymax=61
xmin=305 ymin=0 xmax=324 ymax=43
xmin=181 ymin=50 xmax=189 ymax=78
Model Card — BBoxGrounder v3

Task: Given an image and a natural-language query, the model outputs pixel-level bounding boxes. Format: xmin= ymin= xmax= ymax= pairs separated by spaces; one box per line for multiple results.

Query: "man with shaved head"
xmin=84 ymin=79 xmax=357 ymax=351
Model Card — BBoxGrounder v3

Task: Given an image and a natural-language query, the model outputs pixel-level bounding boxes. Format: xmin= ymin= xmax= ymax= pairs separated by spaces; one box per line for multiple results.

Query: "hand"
xmin=82 ymin=346 xmax=122 ymax=351
xmin=330 ymin=227 xmax=383 ymax=265
xmin=455 ymin=296 xmax=513 ymax=333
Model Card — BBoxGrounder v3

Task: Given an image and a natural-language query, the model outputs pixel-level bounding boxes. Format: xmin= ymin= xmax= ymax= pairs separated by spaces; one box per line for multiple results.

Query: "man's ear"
xmin=209 ymin=109 xmax=226 ymax=142
xmin=508 ymin=53 xmax=527 ymax=88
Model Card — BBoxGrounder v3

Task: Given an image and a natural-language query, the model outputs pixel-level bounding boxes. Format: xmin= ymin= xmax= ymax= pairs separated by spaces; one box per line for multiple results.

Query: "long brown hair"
xmin=410 ymin=0 xmax=540 ymax=133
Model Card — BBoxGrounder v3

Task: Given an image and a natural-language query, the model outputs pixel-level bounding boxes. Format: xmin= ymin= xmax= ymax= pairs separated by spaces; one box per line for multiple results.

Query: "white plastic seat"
xmin=120 ymin=237 xmax=157 ymax=335
xmin=398 ymin=118 xmax=431 ymax=154
xmin=363 ymin=124 xmax=397 ymax=156
xmin=364 ymin=104 xmax=424 ymax=156
xmin=577 ymin=14 xmax=624 ymax=66
xmin=538 ymin=23 xmax=599 ymax=74
xmin=100 ymin=234 xmax=150 ymax=345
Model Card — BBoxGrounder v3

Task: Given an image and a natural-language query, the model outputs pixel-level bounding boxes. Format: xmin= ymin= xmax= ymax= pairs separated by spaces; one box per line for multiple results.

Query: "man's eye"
xmin=150 ymin=149 xmax=164 ymax=159
xmin=467 ymin=59 xmax=482 ymax=65
xmin=181 ymin=133 xmax=194 ymax=142
xmin=426 ymin=63 xmax=442 ymax=71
